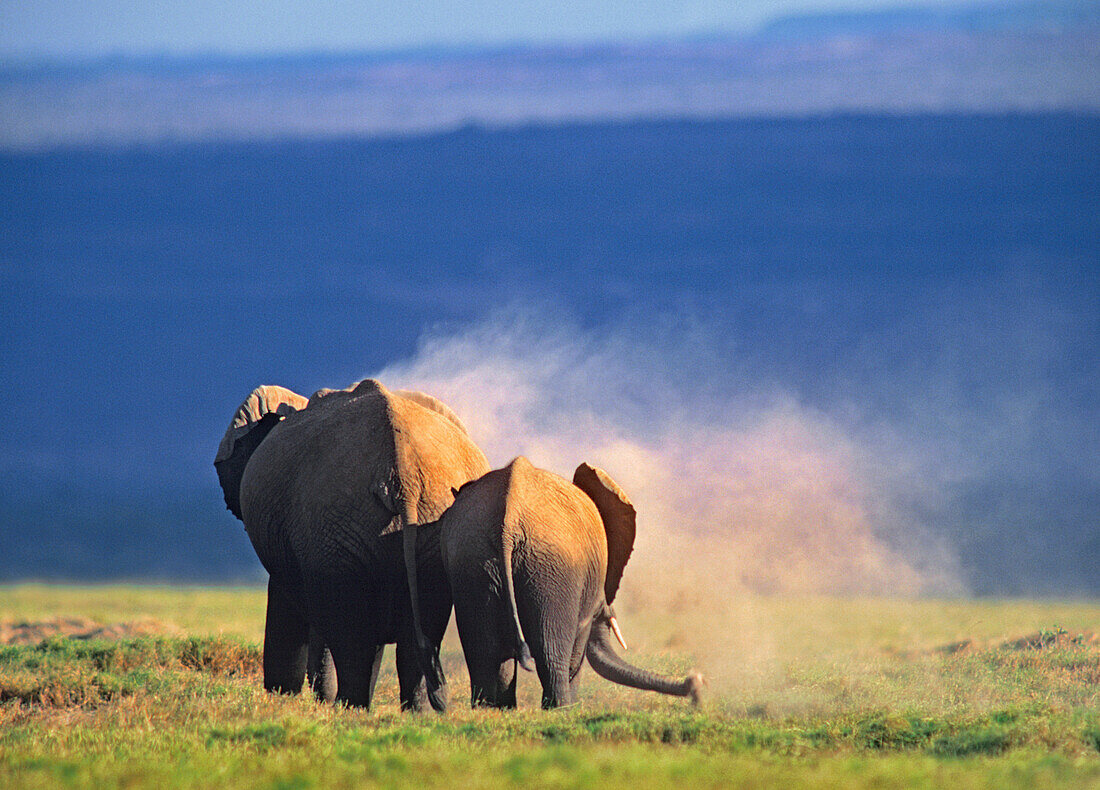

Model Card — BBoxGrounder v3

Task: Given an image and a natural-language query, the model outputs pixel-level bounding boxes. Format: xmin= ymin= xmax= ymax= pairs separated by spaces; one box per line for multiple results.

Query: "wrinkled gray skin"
xmin=413 ymin=456 xmax=704 ymax=709
xmin=214 ymin=379 xmax=489 ymax=710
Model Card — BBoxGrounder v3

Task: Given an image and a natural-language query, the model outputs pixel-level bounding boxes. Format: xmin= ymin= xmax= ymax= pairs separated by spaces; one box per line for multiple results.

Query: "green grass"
xmin=1 ymin=586 xmax=1098 ymax=789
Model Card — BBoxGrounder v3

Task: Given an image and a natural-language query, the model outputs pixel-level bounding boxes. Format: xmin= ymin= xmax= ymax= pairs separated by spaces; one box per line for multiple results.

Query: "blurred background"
xmin=0 ymin=1 xmax=1097 ymax=595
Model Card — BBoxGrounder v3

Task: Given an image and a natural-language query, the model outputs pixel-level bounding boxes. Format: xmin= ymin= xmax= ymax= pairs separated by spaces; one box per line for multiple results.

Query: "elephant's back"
xmin=387 ymin=393 xmax=490 ymax=522
xmin=438 ymin=466 xmax=512 ymax=565
xmin=237 ymin=386 xmax=402 ymax=571
xmin=238 ymin=380 xmax=488 ymax=573
xmin=243 ymin=386 xmax=396 ymax=500
xmin=305 ymin=378 xmax=490 ymax=520
xmin=508 ymin=462 xmax=606 ymax=571
xmin=441 ymin=458 xmax=606 ymax=570
xmin=506 ymin=459 xmax=606 ymax=614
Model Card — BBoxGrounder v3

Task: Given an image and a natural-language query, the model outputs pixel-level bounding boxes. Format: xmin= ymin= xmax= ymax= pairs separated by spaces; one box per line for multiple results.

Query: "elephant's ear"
xmin=573 ymin=463 xmax=637 ymax=605
xmin=394 ymin=389 xmax=470 ymax=435
xmin=214 ymin=385 xmax=307 ymax=520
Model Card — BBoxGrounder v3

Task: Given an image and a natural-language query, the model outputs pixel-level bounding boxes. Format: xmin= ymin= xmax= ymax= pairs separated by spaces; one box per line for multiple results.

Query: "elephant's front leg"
xmin=263 ymin=578 xmax=309 ymax=694
xmin=307 ymin=628 xmax=337 ymax=703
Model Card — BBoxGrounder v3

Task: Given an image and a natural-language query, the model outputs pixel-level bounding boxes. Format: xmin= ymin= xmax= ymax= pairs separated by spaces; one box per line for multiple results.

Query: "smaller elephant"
xmin=421 ymin=456 xmax=703 ymax=709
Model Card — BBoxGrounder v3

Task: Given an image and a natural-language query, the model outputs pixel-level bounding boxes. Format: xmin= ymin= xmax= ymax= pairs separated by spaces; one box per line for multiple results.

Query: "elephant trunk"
xmin=586 ymin=608 xmax=703 ymax=705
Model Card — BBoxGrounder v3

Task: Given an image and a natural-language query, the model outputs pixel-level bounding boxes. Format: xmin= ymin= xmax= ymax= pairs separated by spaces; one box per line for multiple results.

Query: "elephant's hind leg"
xmin=469 ymin=656 xmax=518 ymax=709
xmin=263 ymin=578 xmax=309 ymax=694
xmin=453 ymin=592 xmax=515 ymax=708
xmin=329 ymin=638 xmax=384 ymax=708
xmin=535 ymin=657 xmax=573 ymax=709
xmin=497 ymin=658 xmax=518 ymax=708
xmin=397 ymin=638 xmax=439 ymax=712
xmin=310 ymin=580 xmax=384 ymax=708
xmin=524 ymin=604 xmax=581 ymax=709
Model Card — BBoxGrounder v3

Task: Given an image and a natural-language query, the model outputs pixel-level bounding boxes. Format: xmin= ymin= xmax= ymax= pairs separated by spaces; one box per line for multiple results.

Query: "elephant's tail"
xmin=403 ymin=522 xmax=447 ymax=712
xmin=501 ymin=536 xmax=535 ymax=672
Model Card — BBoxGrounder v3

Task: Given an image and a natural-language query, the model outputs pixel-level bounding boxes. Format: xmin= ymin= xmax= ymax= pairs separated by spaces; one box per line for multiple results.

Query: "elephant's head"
xmin=573 ymin=462 xmax=705 ymax=705
xmin=572 ymin=462 xmax=636 ymax=606
xmin=214 ymin=385 xmax=308 ymax=520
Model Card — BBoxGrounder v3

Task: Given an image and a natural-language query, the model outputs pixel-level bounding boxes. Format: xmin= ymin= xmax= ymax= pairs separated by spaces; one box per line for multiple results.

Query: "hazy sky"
xmin=1 ymin=0 xmax=984 ymax=60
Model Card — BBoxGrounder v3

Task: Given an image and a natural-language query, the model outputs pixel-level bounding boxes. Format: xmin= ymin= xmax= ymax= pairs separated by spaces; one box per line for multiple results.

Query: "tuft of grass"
xmin=931 ymin=727 xmax=1010 ymax=757
xmin=175 ymin=637 xmax=262 ymax=675
xmin=851 ymin=713 xmax=940 ymax=750
xmin=208 ymin=721 xmax=319 ymax=751
xmin=1084 ymin=722 xmax=1100 ymax=753
xmin=0 ymin=664 xmax=128 ymax=707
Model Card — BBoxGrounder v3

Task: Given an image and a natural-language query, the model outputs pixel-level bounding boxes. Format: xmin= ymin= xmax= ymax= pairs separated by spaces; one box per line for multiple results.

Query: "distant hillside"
xmin=760 ymin=0 xmax=1100 ymax=38
xmin=1 ymin=1 xmax=1097 ymax=150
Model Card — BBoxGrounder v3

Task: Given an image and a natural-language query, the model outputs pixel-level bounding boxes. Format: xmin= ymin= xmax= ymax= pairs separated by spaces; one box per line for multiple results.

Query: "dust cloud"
xmin=371 ymin=312 xmax=964 ymax=688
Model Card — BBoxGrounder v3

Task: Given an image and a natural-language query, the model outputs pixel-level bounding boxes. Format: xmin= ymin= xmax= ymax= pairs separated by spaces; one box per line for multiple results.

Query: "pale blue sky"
xmin=1 ymin=0 xmax=985 ymax=60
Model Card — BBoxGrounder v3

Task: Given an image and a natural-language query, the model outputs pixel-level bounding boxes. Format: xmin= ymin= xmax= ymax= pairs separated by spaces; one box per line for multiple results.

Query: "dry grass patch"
xmin=0 ymin=636 xmax=261 ymax=709
xmin=0 ymin=617 xmax=182 ymax=645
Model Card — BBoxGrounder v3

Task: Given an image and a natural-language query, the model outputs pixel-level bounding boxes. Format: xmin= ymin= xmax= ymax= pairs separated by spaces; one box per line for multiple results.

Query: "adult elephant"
xmin=418 ymin=456 xmax=703 ymax=708
xmin=214 ymin=379 xmax=490 ymax=710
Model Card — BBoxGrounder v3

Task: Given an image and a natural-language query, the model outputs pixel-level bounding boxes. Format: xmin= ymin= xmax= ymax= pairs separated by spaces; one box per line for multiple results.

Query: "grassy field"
xmin=1 ymin=585 xmax=1098 ymax=789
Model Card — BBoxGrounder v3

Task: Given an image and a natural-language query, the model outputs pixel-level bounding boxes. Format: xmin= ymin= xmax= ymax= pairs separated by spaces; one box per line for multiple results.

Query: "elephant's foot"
xmin=307 ymin=630 xmax=337 ymax=703
xmin=401 ymin=681 xmax=447 ymax=713
xmin=330 ymin=643 xmax=385 ymax=709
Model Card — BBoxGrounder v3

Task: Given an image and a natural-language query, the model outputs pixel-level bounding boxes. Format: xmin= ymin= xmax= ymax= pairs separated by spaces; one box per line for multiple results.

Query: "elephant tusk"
xmin=609 ymin=616 xmax=628 ymax=650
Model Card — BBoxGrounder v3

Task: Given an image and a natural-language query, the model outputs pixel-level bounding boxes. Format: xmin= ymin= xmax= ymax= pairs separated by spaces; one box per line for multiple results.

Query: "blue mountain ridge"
xmin=759 ymin=0 xmax=1099 ymax=39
